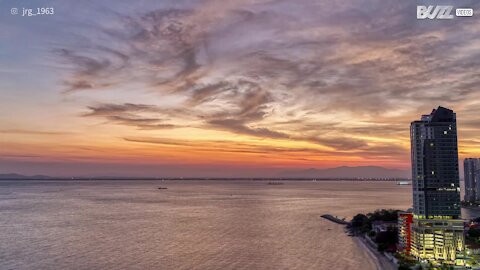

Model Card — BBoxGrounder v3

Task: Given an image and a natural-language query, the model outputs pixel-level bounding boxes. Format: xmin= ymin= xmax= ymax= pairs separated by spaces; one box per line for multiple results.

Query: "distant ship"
xmin=397 ymin=181 xmax=411 ymax=185
xmin=267 ymin=181 xmax=284 ymax=185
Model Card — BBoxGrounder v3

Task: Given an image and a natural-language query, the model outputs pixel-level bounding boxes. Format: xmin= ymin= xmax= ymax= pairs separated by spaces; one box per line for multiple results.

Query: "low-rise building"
xmin=398 ymin=212 xmax=413 ymax=255
xmin=410 ymin=218 xmax=466 ymax=266
xmin=372 ymin=220 xmax=397 ymax=233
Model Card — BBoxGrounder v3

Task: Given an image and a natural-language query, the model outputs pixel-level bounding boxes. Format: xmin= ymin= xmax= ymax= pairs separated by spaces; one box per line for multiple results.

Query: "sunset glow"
xmin=1 ymin=0 xmax=480 ymax=177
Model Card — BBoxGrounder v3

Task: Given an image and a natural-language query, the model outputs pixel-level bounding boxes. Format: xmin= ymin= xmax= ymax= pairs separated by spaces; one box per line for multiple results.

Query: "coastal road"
xmin=355 ymin=237 xmax=396 ymax=270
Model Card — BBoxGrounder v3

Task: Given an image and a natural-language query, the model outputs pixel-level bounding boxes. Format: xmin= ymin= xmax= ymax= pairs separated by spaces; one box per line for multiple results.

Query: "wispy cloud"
xmin=83 ymin=103 xmax=177 ymax=130
xmin=123 ymin=136 xmax=407 ymax=161
xmin=0 ymin=129 xmax=73 ymax=135
xmin=3 ymin=0 xmax=480 ymax=175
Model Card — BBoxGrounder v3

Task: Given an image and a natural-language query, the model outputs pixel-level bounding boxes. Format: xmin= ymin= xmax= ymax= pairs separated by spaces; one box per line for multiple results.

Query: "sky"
xmin=1 ymin=0 xmax=480 ymax=177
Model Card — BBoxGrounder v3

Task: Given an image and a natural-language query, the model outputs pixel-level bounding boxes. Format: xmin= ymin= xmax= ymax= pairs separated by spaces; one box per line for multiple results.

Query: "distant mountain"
xmin=1 ymin=167 xmax=410 ymax=180
xmin=0 ymin=173 xmax=52 ymax=180
xmin=279 ymin=166 xmax=410 ymax=179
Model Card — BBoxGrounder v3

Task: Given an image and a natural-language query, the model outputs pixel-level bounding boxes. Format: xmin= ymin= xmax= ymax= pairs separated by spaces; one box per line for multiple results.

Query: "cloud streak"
xmin=55 ymin=0 xmax=480 ymax=156
xmin=3 ymin=0 xmax=480 ymax=176
xmin=84 ymin=103 xmax=177 ymax=130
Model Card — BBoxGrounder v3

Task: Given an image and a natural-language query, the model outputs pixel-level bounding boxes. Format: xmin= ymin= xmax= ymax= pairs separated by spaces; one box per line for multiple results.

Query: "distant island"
xmin=0 ymin=175 xmax=409 ymax=181
xmin=279 ymin=166 xmax=410 ymax=179
xmin=0 ymin=173 xmax=53 ymax=180
xmin=0 ymin=166 xmax=412 ymax=180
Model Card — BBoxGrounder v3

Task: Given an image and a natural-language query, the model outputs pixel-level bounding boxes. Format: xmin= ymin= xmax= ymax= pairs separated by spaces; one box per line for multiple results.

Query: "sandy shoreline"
xmin=353 ymin=236 xmax=397 ymax=270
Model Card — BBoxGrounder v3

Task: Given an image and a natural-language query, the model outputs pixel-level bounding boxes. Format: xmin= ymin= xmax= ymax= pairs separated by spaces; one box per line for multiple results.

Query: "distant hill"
xmin=279 ymin=166 xmax=410 ymax=179
xmin=1 ymin=167 xmax=410 ymax=180
xmin=0 ymin=173 xmax=52 ymax=180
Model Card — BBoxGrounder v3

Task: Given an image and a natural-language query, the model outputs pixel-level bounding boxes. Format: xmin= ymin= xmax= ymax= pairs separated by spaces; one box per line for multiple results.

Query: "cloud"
xmin=194 ymin=79 xmax=293 ymax=139
xmin=0 ymin=129 xmax=73 ymax=135
xmin=302 ymin=136 xmax=368 ymax=151
xmin=48 ymin=0 xmax=480 ymax=167
xmin=84 ymin=103 xmax=177 ymax=130
xmin=55 ymin=48 xmax=127 ymax=92
xmin=187 ymin=81 xmax=232 ymax=106
xmin=84 ymin=103 xmax=158 ymax=116
xmin=106 ymin=115 xmax=176 ymax=130
xmin=207 ymin=118 xmax=289 ymax=139
xmin=123 ymin=136 xmax=408 ymax=162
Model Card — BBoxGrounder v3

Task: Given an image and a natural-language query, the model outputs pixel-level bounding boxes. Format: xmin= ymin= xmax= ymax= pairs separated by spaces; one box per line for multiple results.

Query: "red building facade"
xmin=398 ymin=212 xmax=413 ymax=254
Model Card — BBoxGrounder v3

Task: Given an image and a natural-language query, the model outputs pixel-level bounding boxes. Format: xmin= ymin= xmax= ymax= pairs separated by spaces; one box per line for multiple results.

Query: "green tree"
xmin=468 ymin=227 xmax=480 ymax=238
xmin=367 ymin=209 xmax=400 ymax=222
xmin=351 ymin=214 xmax=368 ymax=228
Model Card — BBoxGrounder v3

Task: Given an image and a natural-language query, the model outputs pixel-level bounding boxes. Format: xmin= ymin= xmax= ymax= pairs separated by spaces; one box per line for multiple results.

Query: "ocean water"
xmin=0 ymin=180 xmax=474 ymax=270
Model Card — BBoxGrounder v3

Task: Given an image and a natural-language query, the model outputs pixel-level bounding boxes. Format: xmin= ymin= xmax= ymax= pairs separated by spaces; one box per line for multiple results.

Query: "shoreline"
xmin=322 ymin=213 xmax=397 ymax=270
xmin=353 ymin=236 xmax=383 ymax=270
xmin=353 ymin=236 xmax=397 ymax=270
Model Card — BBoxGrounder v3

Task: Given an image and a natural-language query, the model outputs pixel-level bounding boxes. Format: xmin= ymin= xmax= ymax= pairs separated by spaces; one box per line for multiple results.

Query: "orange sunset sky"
xmin=1 ymin=0 xmax=480 ymax=177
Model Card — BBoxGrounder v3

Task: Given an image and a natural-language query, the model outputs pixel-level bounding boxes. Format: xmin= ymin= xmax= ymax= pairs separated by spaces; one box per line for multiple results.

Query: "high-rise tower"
xmin=464 ymin=158 xmax=480 ymax=202
xmin=411 ymin=106 xmax=461 ymax=218
xmin=408 ymin=106 xmax=465 ymax=266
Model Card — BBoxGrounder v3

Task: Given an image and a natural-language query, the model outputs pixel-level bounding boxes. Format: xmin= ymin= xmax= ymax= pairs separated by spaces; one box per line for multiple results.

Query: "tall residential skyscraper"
xmin=409 ymin=106 xmax=465 ymax=266
xmin=464 ymin=158 xmax=480 ymax=202
xmin=411 ymin=106 xmax=461 ymax=218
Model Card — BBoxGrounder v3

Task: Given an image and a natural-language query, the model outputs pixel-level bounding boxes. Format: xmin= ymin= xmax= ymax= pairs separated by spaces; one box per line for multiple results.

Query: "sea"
xmin=0 ymin=180 xmax=478 ymax=270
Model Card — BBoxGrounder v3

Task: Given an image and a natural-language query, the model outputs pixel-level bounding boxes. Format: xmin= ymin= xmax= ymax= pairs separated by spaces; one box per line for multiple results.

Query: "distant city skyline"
xmin=1 ymin=0 xmax=480 ymax=177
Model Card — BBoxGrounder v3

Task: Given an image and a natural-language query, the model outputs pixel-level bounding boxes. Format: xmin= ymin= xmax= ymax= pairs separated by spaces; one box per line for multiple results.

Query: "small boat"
xmin=158 ymin=187 xmax=168 ymax=190
xmin=267 ymin=182 xmax=284 ymax=185
xmin=397 ymin=181 xmax=411 ymax=185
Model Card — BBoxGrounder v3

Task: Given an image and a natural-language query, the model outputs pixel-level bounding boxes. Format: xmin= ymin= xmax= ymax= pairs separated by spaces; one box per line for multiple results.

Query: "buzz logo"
xmin=417 ymin=6 xmax=454 ymax=19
